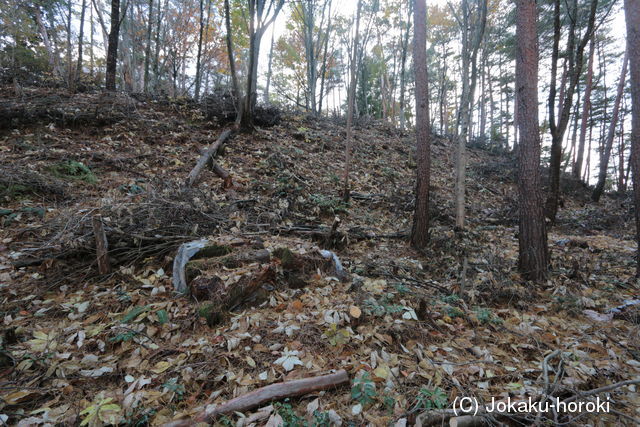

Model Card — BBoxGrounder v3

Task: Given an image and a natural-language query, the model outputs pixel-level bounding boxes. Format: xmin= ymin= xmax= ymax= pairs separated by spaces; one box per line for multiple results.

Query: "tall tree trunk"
xmin=516 ymin=0 xmax=548 ymax=281
xmin=342 ymin=0 xmax=361 ymax=201
xmin=194 ymin=0 xmax=205 ymax=100
xmin=411 ymin=0 xmax=431 ymax=249
xmin=224 ymin=0 xmax=241 ymax=120
xmin=625 ymin=0 xmax=640 ymax=275
xmin=34 ymin=7 xmax=63 ymax=79
xmin=454 ymin=0 xmax=488 ymax=231
xmin=105 ymin=0 xmax=122 ymax=91
xmin=398 ymin=1 xmax=412 ymax=132
xmin=618 ymin=99 xmax=627 ymax=192
xmin=74 ymin=0 xmax=87 ymax=91
xmin=574 ymin=37 xmax=595 ymax=180
xmin=143 ymin=0 xmax=154 ymax=93
xmin=264 ymin=29 xmax=275 ymax=104
xmin=317 ymin=0 xmax=332 ymax=115
xmin=546 ymin=0 xmax=598 ymax=222
xmin=67 ymin=0 xmax=73 ymax=86
xmin=593 ymin=52 xmax=629 ymax=201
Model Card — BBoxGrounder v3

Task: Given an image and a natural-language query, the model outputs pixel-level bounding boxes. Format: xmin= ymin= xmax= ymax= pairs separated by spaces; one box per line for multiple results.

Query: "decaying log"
xmin=162 ymin=370 xmax=349 ymax=427
xmin=186 ymin=128 xmax=234 ymax=187
xmin=92 ymin=215 xmax=111 ymax=274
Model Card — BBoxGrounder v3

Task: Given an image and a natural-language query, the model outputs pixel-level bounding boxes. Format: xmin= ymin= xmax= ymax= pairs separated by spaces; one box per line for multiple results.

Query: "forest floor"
xmin=0 ymin=87 xmax=639 ymax=426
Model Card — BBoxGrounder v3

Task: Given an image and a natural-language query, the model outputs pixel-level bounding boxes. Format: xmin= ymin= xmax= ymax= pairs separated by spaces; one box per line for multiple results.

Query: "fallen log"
xmin=186 ymin=128 xmax=234 ymax=187
xmin=162 ymin=370 xmax=349 ymax=427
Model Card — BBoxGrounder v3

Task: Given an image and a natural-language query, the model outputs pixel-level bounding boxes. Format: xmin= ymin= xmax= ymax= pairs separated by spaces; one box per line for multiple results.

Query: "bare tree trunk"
xmin=342 ymin=0 xmax=361 ymax=201
xmin=74 ymin=0 xmax=87 ymax=91
xmin=625 ymin=0 xmax=640 ymax=275
xmin=143 ymin=0 xmax=154 ymax=93
xmin=35 ymin=6 xmax=64 ymax=80
xmin=593 ymin=52 xmax=629 ymax=201
xmin=574 ymin=37 xmax=595 ymax=180
xmin=194 ymin=0 xmax=205 ymax=100
xmin=453 ymin=0 xmax=487 ymax=230
xmin=224 ymin=0 xmax=241 ymax=119
xmin=317 ymin=0 xmax=333 ymax=115
xmin=410 ymin=0 xmax=431 ymax=249
xmin=66 ymin=0 xmax=73 ymax=86
xmin=546 ymin=0 xmax=598 ymax=222
xmin=516 ymin=0 xmax=548 ymax=281
xmin=618 ymin=98 xmax=627 ymax=192
xmin=264 ymin=29 xmax=275 ymax=104
xmin=105 ymin=0 xmax=122 ymax=91
xmin=398 ymin=1 xmax=412 ymax=131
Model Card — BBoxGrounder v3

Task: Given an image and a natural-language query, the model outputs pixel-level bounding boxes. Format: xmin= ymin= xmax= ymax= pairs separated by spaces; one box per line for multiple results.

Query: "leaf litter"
xmin=0 ymin=88 xmax=639 ymax=425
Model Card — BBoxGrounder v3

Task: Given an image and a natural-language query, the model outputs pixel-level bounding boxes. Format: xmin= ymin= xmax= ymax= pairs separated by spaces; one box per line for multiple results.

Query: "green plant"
xmin=383 ymin=394 xmax=395 ymax=414
xmin=109 ymin=331 xmax=136 ymax=343
xmin=312 ymin=410 xmax=331 ymax=427
xmin=48 ymin=160 xmax=97 ymax=184
xmin=474 ymin=307 xmax=502 ymax=325
xmin=309 ymin=193 xmax=349 ymax=215
xmin=441 ymin=294 xmax=461 ymax=304
xmin=444 ymin=305 xmax=464 ymax=318
xmin=198 ymin=303 xmax=223 ymax=327
xmin=351 ymin=372 xmax=376 ymax=406
xmin=273 ymin=401 xmax=304 ymax=427
xmin=162 ymin=377 xmax=185 ymax=401
xmin=414 ymin=387 xmax=448 ymax=411
xmin=363 ymin=294 xmax=404 ymax=317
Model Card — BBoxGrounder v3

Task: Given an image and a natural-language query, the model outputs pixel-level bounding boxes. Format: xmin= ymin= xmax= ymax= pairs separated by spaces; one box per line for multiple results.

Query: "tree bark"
xmin=574 ymin=37 xmax=595 ymax=180
xmin=224 ymin=0 xmax=241 ymax=120
xmin=592 ymin=51 xmax=628 ymax=201
xmin=74 ymin=0 xmax=87 ymax=91
xmin=516 ymin=0 xmax=549 ymax=281
xmin=545 ymin=0 xmax=598 ymax=222
xmin=105 ymin=0 xmax=122 ymax=91
xmin=264 ymin=29 xmax=275 ymax=104
xmin=624 ymin=0 xmax=640 ymax=276
xmin=342 ymin=0 xmax=361 ymax=201
xmin=410 ymin=0 xmax=431 ymax=249
xmin=398 ymin=1 xmax=412 ymax=132
xmin=162 ymin=370 xmax=349 ymax=427
xmin=93 ymin=215 xmax=111 ymax=275
xmin=143 ymin=0 xmax=154 ymax=93
xmin=453 ymin=0 xmax=487 ymax=231
xmin=186 ymin=129 xmax=234 ymax=187
xmin=194 ymin=0 xmax=205 ymax=100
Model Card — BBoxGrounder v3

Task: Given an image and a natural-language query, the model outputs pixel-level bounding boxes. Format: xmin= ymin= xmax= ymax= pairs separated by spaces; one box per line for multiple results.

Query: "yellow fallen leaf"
xmin=151 ymin=361 xmax=171 ymax=374
xmin=3 ymin=390 xmax=41 ymax=405
xmin=373 ymin=366 xmax=389 ymax=379
xmin=349 ymin=306 xmax=362 ymax=319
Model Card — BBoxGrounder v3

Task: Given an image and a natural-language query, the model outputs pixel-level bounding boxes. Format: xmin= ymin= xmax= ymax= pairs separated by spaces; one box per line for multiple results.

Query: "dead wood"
xmin=162 ymin=370 xmax=349 ymax=427
xmin=92 ymin=215 xmax=111 ymax=274
xmin=186 ymin=128 xmax=234 ymax=187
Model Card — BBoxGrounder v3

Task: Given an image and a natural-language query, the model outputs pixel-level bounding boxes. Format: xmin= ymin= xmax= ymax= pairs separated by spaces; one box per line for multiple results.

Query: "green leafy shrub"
xmin=351 ymin=372 xmax=376 ymax=406
xmin=48 ymin=160 xmax=97 ymax=184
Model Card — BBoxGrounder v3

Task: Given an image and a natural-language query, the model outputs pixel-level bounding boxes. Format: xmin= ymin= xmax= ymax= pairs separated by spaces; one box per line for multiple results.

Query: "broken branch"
xmin=162 ymin=370 xmax=349 ymax=427
xmin=186 ymin=128 xmax=234 ymax=187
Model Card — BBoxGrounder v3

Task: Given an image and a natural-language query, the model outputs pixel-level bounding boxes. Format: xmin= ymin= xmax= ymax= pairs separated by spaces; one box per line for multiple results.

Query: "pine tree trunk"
xmin=411 ymin=0 xmax=431 ymax=249
xmin=625 ymin=0 xmax=640 ymax=276
xmin=516 ymin=0 xmax=548 ymax=281
xmin=224 ymin=0 xmax=241 ymax=120
xmin=105 ymin=0 xmax=121 ymax=91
